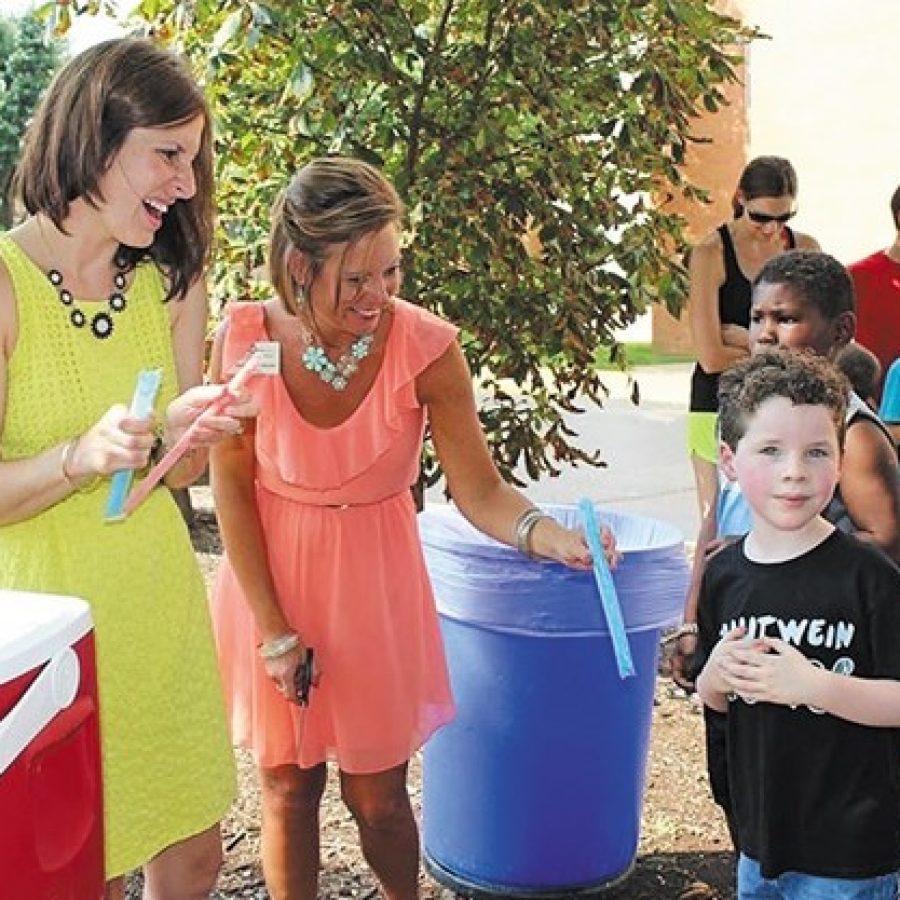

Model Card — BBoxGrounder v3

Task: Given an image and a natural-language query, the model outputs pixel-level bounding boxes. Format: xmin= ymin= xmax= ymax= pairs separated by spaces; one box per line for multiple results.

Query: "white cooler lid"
xmin=0 ymin=590 xmax=93 ymax=683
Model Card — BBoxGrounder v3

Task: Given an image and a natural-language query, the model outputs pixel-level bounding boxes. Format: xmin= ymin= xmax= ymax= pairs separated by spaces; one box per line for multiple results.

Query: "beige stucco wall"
xmin=739 ymin=0 xmax=900 ymax=264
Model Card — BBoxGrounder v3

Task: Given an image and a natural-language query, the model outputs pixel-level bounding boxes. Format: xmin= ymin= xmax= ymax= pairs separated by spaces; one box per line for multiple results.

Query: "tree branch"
xmin=404 ymin=0 xmax=456 ymax=193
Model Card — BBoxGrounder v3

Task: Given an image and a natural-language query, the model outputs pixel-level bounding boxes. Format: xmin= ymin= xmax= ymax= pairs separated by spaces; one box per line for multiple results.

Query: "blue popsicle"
xmin=579 ymin=498 xmax=635 ymax=679
xmin=104 ymin=369 xmax=163 ymax=522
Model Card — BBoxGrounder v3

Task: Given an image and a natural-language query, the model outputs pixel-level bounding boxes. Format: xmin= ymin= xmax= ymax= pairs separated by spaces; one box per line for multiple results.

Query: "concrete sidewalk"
xmin=428 ymin=363 xmax=700 ymax=544
xmin=524 ymin=363 xmax=698 ymax=542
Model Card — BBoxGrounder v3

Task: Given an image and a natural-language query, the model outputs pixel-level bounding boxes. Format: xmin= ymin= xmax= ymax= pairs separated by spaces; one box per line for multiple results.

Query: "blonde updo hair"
xmin=269 ymin=157 xmax=405 ymax=314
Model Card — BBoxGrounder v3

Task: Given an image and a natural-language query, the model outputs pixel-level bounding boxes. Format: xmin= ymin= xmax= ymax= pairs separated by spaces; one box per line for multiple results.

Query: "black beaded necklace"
xmin=46 ymin=255 xmax=129 ymax=340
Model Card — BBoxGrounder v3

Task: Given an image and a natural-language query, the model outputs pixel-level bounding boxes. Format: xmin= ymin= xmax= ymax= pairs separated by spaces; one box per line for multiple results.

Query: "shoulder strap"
xmin=717 ymin=224 xmax=742 ymax=282
xmin=846 ymin=391 xmax=894 ymax=445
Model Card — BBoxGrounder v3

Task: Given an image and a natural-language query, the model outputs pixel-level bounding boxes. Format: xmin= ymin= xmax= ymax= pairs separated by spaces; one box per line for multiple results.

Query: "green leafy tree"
xmin=0 ymin=13 xmax=61 ymax=228
xmin=66 ymin=0 xmax=755 ymax=485
xmin=0 ymin=18 xmax=14 ymax=63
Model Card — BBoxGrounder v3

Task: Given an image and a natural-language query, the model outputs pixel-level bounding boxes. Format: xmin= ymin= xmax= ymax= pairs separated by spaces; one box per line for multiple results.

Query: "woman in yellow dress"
xmin=0 ymin=39 xmax=249 ymax=899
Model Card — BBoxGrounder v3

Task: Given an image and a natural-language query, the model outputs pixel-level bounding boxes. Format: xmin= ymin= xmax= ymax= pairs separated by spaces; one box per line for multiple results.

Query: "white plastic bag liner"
xmin=419 ymin=503 xmax=689 ymax=636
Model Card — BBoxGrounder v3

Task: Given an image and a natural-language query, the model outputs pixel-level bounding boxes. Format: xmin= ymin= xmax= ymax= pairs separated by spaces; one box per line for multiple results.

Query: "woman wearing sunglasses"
xmin=685 ymin=155 xmax=820 ymax=520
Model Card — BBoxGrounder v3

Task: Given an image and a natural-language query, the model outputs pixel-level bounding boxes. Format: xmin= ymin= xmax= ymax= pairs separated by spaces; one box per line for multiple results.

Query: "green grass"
xmin=594 ymin=342 xmax=695 ymax=370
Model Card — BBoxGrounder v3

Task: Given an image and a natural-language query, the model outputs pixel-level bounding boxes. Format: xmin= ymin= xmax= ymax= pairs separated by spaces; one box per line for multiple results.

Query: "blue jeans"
xmin=738 ymin=854 xmax=900 ymax=899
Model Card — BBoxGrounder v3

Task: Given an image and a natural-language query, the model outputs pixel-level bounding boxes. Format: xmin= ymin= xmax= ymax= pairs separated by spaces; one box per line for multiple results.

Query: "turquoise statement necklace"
xmin=299 ymin=323 xmax=374 ymax=391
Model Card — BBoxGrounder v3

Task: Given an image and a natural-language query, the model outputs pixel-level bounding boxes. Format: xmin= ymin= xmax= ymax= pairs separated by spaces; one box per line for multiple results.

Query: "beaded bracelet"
xmin=662 ymin=622 xmax=699 ymax=644
xmin=259 ymin=633 xmax=301 ymax=660
xmin=514 ymin=507 xmax=551 ymax=558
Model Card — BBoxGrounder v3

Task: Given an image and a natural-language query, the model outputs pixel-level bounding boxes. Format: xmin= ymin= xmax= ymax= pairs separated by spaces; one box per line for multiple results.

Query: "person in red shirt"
xmin=848 ymin=185 xmax=900 ymax=399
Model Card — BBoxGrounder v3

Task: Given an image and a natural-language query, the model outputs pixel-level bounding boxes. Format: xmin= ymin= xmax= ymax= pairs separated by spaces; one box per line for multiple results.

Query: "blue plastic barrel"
xmin=420 ymin=503 xmax=690 ymax=896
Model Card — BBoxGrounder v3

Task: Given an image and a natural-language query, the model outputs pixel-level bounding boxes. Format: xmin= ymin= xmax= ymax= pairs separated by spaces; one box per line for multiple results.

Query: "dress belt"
xmin=256 ymin=468 xmax=410 ymax=509
xmin=318 ymin=491 xmax=408 ymax=510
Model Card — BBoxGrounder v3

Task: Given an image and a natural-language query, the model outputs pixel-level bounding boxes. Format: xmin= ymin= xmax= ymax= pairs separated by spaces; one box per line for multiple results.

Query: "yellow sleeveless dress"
xmin=0 ymin=237 xmax=235 ymax=877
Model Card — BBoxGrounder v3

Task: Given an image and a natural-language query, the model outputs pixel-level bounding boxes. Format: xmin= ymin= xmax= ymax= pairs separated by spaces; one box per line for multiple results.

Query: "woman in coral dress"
xmin=209 ymin=157 xmax=617 ymax=900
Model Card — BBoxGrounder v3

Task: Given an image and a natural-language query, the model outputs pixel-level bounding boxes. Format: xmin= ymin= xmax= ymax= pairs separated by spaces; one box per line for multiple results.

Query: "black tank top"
xmin=689 ymin=224 xmax=796 ymax=413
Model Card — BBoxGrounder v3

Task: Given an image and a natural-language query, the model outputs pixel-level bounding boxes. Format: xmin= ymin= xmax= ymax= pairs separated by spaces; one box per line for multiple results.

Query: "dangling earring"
xmin=287 ymin=249 xmax=308 ymax=295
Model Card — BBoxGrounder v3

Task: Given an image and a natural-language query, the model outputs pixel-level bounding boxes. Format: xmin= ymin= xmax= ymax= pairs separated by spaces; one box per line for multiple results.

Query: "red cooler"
xmin=0 ymin=590 xmax=104 ymax=899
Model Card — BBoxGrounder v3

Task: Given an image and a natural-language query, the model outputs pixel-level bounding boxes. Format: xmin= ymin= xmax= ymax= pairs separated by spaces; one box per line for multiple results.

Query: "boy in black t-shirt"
xmin=697 ymin=349 xmax=900 ymax=899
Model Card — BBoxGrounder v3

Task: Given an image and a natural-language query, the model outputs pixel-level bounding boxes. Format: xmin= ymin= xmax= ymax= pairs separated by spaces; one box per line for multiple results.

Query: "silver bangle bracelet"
xmin=514 ymin=507 xmax=550 ymax=558
xmin=61 ymin=436 xmax=101 ymax=493
xmin=60 ymin=437 xmax=80 ymax=486
xmin=259 ymin=632 xmax=301 ymax=660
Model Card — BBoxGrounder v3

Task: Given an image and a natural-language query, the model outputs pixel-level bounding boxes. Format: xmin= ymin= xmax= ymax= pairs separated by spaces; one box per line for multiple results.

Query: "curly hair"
xmin=752 ymin=250 xmax=855 ymax=321
xmin=718 ymin=348 xmax=849 ymax=451
xmin=891 ymin=184 xmax=900 ymax=231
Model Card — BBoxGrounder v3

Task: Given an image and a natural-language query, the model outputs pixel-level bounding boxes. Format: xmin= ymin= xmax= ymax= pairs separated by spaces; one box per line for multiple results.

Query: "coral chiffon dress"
xmin=212 ymin=300 xmax=457 ymax=773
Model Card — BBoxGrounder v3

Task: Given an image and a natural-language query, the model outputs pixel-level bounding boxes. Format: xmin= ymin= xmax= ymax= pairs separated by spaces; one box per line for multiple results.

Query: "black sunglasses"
xmin=746 ymin=209 xmax=796 ymax=225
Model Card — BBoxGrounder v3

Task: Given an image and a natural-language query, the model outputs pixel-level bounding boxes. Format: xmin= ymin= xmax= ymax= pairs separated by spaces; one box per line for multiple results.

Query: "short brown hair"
xmin=13 ymin=37 xmax=213 ymax=301
xmin=834 ymin=342 xmax=882 ymax=402
xmin=718 ymin=348 xmax=849 ymax=450
xmin=268 ymin=157 xmax=404 ymax=314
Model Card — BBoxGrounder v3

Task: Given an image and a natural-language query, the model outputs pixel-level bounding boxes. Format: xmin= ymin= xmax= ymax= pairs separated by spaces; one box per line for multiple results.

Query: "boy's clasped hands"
xmin=704 ymin=626 xmax=824 ymax=709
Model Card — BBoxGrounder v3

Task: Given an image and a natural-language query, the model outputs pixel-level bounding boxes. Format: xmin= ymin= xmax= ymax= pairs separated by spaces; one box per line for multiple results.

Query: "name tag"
xmin=252 ymin=340 xmax=281 ymax=375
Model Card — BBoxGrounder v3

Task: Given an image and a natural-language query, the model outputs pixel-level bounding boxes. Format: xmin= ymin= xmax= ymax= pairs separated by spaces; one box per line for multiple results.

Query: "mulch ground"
xmin=127 ymin=501 xmax=737 ymax=899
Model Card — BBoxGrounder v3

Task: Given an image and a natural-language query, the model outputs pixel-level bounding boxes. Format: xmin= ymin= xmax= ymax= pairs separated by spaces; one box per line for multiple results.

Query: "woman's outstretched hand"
xmin=530 ymin=519 xmax=620 ymax=571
